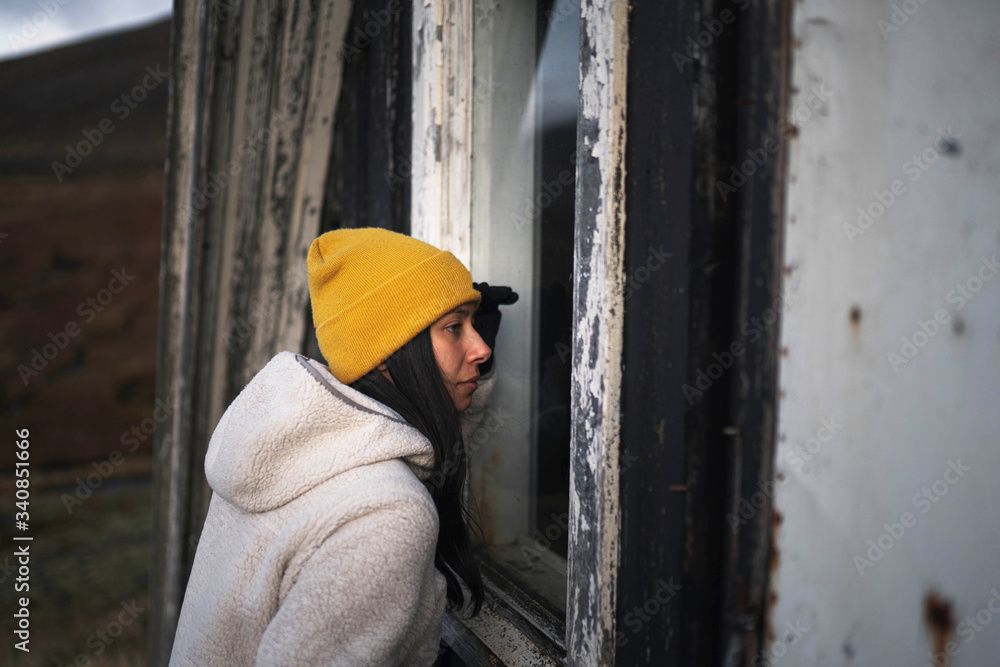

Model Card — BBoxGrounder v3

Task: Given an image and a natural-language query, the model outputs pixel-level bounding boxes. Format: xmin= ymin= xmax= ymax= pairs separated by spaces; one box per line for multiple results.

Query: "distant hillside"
xmin=0 ymin=20 xmax=170 ymax=469
xmin=0 ymin=19 xmax=170 ymax=176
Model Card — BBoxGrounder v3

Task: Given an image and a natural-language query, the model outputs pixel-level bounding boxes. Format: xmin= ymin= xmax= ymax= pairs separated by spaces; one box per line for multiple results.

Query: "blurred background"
xmin=0 ymin=1 xmax=171 ymax=663
xmin=2 ymin=0 xmax=998 ymax=665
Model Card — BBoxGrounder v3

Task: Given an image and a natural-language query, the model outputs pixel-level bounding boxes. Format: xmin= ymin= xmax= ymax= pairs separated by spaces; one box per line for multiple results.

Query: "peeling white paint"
xmin=566 ymin=0 xmax=627 ymax=664
xmin=411 ymin=0 xmax=472 ymax=262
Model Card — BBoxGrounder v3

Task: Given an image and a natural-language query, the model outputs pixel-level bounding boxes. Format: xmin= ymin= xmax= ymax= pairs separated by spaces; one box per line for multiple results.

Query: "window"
xmin=466 ymin=0 xmax=579 ymax=616
xmin=411 ymin=0 xmax=624 ymax=660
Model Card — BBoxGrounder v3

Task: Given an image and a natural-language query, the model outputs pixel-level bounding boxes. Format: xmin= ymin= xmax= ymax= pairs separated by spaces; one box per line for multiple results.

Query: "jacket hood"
xmin=204 ymin=351 xmax=435 ymax=513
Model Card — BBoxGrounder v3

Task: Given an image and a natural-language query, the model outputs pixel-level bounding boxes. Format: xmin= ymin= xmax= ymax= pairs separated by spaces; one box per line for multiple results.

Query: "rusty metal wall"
xmin=770 ymin=0 xmax=1000 ymax=664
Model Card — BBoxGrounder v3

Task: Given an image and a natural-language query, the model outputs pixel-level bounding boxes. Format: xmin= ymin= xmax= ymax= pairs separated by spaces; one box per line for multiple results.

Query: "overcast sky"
xmin=0 ymin=0 xmax=171 ymax=62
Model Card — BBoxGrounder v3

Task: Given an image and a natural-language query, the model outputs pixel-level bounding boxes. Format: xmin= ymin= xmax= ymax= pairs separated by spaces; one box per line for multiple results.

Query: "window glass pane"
xmin=468 ymin=0 xmax=579 ymax=616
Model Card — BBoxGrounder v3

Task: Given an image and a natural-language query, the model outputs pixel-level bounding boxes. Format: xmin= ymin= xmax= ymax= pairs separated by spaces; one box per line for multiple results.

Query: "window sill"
xmin=442 ymin=557 xmax=566 ymax=666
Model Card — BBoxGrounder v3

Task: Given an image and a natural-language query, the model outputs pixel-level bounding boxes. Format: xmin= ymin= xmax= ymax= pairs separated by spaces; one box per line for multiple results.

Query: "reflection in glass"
xmin=468 ymin=0 xmax=578 ymax=617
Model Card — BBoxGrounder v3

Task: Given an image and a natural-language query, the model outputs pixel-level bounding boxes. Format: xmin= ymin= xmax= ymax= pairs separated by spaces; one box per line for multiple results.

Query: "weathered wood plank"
xmin=567 ymin=0 xmax=628 ymax=664
xmin=148 ymin=1 xmax=351 ymax=664
xmin=320 ymin=0 xmax=412 ymax=236
xmin=410 ymin=0 xmax=473 ymax=261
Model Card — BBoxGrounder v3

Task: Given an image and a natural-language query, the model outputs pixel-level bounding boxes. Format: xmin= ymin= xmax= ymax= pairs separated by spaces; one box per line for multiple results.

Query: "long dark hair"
xmin=350 ymin=327 xmax=484 ymax=615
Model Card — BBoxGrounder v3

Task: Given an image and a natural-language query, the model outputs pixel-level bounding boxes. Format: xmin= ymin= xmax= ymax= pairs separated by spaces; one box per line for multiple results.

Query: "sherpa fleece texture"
xmin=169 ymin=351 xmax=494 ymax=667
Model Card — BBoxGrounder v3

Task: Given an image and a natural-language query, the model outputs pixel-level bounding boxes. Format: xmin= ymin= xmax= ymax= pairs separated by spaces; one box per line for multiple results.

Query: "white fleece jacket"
xmin=169 ymin=351 xmax=493 ymax=667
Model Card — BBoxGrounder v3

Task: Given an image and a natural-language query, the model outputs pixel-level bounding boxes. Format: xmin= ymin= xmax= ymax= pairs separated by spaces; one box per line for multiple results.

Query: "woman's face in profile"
xmin=430 ymin=301 xmax=491 ymax=411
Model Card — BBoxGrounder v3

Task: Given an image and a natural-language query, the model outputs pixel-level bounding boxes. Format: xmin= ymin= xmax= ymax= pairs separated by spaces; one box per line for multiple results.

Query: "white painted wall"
xmin=771 ymin=0 xmax=1000 ymax=664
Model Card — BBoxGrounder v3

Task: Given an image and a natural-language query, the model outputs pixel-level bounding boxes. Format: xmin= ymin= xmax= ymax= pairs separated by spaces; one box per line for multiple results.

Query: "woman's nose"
xmin=468 ymin=328 xmax=491 ymax=364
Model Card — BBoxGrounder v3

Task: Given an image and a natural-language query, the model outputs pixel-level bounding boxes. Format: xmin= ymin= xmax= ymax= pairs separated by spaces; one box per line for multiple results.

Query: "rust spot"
xmin=787 ymin=124 xmax=800 ymax=138
xmin=781 ymin=346 xmax=789 ymax=357
xmin=735 ymin=581 xmax=748 ymax=611
xmin=654 ymin=418 xmax=666 ymax=444
xmin=477 ymin=484 xmax=497 ymax=545
xmin=776 ymin=470 xmax=786 ymax=482
xmin=766 ymin=507 xmax=784 ymax=647
xmin=923 ymin=591 xmax=955 ymax=663
xmin=850 ymin=305 xmax=863 ymax=340
xmin=490 ymin=452 xmax=500 ymax=465
xmin=765 ymin=589 xmax=779 ymax=648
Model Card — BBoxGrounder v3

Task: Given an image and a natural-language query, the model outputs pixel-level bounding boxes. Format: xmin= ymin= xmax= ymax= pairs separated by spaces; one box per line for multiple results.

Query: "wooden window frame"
xmin=410 ymin=0 xmax=628 ymax=663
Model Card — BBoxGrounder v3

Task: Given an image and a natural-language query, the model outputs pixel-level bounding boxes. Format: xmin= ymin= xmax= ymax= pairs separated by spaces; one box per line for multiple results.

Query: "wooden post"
xmin=148 ymin=1 xmax=351 ymax=664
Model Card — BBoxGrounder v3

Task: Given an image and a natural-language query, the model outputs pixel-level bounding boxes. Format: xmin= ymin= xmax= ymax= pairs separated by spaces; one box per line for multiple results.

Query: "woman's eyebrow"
xmin=446 ymin=303 xmax=476 ymax=316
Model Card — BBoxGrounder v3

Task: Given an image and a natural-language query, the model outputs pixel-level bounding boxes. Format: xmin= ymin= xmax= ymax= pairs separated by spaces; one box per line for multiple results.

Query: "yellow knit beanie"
xmin=307 ymin=227 xmax=482 ymax=384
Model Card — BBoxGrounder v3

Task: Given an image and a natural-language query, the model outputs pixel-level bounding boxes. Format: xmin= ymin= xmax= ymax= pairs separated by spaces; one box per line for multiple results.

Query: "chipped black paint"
xmin=151 ymin=1 xmax=349 ymax=664
xmin=567 ymin=1 xmax=624 ymax=664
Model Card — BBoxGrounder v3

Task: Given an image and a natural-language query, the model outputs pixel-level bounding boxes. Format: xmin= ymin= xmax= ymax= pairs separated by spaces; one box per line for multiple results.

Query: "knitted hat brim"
xmin=315 ymin=251 xmax=481 ymax=384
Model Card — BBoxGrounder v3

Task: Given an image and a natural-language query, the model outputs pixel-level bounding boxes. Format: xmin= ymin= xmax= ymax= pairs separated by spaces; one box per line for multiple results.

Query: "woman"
xmin=169 ymin=227 xmax=516 ymax=666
